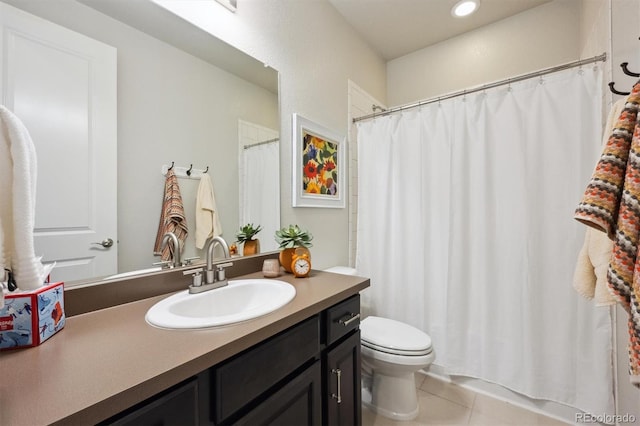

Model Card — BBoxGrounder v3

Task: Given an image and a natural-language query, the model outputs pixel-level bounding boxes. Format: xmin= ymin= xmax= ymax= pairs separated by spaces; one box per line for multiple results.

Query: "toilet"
xmin=324 ymin=267 xmax=436 ymax=421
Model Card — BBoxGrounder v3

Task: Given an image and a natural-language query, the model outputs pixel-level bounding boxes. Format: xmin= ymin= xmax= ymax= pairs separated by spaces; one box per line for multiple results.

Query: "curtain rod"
xmin=243 ymin=137 xmax=279 ymax=150
xmin=353 ymin=53 xmax=607 ymax=123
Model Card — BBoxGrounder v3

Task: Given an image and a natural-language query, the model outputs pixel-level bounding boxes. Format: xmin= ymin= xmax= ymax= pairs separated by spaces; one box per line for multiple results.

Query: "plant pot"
xmin=279 ymin=247 xmax=310 ymax=273
xmin=243 ymin=239 xmax=260 ymax=256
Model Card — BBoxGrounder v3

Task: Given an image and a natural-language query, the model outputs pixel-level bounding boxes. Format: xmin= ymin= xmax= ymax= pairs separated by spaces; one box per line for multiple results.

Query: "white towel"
xmin=0 ymin=106 xmax=45 ymax=291
xmin=573 ymin=227 xmax=615 ymax=306
xmin=571 ymin=98 xmax=626 ymax=306
xmin=195 ymin=173 xmax=223 ymax=249
xmin=0 ymin=223 xmax=4 ymax=308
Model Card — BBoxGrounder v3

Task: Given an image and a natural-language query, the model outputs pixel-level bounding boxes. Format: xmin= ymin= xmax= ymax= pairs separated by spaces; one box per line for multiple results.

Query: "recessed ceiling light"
xmin=452 ymin=0 xmax=479 ymax=17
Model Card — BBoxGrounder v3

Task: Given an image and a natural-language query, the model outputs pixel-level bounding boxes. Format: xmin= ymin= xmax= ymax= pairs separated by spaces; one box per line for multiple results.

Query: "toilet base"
xmin=362 ymin=370 xmax=419 ymax=421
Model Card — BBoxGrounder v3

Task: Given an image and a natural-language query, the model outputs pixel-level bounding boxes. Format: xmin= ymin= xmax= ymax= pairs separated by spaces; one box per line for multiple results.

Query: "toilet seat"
xmin=362 ymin=340 xmax=433 ymax=356
xmin=361 ymin=316 xmax=432 ymax=356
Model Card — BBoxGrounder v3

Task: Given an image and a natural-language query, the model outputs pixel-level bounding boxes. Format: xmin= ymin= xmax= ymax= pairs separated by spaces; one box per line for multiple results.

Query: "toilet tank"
xmin=324 ymin=266 xmax=357 ymax=275
xmin=324 ymin=266 xmax=371 ymax=318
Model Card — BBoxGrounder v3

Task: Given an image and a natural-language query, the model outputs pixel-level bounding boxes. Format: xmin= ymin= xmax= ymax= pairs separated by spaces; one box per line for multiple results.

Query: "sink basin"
xmin=145 ymin=279 xmax=296 ymax=329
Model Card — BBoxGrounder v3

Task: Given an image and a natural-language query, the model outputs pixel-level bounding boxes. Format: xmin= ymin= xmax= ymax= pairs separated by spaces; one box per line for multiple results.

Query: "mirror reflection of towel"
xmin=195 ymin=173 xmax=223 ymax=249
xmin=153 ymin=169 xmax=188 ymax=260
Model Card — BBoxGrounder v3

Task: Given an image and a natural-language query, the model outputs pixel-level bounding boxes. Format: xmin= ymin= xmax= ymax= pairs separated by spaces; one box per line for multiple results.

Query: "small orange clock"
xmin=291 ymin=252 xmax=311 ymax=278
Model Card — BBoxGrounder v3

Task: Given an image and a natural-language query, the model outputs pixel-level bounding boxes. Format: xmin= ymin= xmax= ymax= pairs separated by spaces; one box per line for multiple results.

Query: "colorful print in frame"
xmin=292 ymin=114 xmax=345 ymax=208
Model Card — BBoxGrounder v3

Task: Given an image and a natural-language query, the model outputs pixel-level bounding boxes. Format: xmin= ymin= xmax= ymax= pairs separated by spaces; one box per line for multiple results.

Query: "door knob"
xmin=92 ymin=238 xmax=114 ymax=248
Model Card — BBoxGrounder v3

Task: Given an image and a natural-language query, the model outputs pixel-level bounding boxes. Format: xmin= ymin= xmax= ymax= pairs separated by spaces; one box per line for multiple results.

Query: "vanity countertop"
xmin=0 ymin=270 xmax=369 ymax=426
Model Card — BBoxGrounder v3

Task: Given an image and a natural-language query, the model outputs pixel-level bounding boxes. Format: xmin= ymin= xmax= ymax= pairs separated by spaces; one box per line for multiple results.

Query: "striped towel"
xmin=574 ymin=81 xmax=640 ymax=386
xmin=153 ymin=169 xmax=188 ymax=261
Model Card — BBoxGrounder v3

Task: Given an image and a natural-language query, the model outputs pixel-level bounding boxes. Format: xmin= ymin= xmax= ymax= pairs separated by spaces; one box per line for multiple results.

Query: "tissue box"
xmin=0 ymin=281 xmax=65 ymax=350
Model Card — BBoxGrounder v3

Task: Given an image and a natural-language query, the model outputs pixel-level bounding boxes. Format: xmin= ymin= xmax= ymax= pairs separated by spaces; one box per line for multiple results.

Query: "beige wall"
xmin=387 ymin=0 xmax=582 ymax=106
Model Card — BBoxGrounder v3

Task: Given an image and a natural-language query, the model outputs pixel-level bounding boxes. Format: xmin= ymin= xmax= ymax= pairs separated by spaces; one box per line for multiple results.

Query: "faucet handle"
xmin=215 ymin=262 xmax=233 ymax=282
xmin=182 ymin=267 xmax=204 ymax=275
xmin=183 ymin=267 xmax=204 ymax=287
xmin=182 ymin=257 xmax=200 ymax=266
xmin=153 ymin=260 xmax=172 ymax=269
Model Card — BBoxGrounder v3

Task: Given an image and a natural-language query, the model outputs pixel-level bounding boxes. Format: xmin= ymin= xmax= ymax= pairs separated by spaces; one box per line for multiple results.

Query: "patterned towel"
xmin=153 ymin=169 xmax=188 ymax=261
xmin=574 ymin=81 xmax=640 ymax=386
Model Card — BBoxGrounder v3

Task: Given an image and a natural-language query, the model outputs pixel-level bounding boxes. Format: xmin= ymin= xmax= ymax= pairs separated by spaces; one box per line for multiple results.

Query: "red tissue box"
xmin=0 ymin=281 xmax=65 ymax=350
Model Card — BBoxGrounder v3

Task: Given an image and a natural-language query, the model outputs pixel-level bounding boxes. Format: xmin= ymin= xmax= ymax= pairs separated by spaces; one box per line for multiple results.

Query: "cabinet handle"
xmin=338 ymin=313 xmax=360 ymax=327
xmin=331 ymin=368 xmax=342 ymax=404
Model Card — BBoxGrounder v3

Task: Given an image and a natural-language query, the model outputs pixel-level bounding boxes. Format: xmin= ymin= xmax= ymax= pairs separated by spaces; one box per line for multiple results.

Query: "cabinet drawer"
xmin=213 ymin=315 xmax=320 ymax=422
xmin=325 ymin=295 xmax=360 ymax=345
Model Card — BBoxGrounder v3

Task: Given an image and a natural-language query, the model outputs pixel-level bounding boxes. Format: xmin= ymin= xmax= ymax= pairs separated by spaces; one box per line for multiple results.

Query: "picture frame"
xmin=292 ymin=113 xmax=346 ymax=208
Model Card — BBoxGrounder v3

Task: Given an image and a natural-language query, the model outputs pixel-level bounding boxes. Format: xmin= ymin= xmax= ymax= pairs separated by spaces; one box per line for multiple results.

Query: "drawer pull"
xmin=338 ymin=313 xmax=360 ymax=327
xmin=331 ymin=368 xmax=342 ymax=404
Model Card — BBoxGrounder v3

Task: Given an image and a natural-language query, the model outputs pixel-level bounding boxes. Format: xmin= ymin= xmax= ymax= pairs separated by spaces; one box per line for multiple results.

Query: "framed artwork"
xmin=292 ymin=113 xmax=346 ymax=208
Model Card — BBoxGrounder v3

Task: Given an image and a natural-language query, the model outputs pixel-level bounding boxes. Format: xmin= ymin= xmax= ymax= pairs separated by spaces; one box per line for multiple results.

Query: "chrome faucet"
xmin=205 ymin=236 xmax=231 ymax=283
xmin=184 ymin=236 xmax=233 ymax=294
xmin=159 ymin=232 xmax=181 ymax=268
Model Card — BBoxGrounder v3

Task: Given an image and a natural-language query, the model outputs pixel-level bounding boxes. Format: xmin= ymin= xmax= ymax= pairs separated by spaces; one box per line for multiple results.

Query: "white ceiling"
xmin=328 ymin=0 xmax=552 ymax=60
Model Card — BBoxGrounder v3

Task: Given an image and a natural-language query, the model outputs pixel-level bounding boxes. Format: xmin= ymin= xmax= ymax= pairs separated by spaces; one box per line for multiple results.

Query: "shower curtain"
xmin=240 ymin=141 xmax=280 ymax=252
xmin=356 ymin=65 xmax=614 ymax=415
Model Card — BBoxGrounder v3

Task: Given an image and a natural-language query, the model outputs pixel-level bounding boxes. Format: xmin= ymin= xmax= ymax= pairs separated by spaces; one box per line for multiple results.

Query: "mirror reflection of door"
xmin=0 ymin=3 xmax=118 ymax=283
xmin=238 ymin=120 xmax=280 ymax=254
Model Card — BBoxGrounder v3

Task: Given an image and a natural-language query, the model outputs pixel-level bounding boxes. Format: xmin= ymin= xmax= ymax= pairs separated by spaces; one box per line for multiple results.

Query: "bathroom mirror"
xmin=1 ymin=0 xmax=280 ymax=285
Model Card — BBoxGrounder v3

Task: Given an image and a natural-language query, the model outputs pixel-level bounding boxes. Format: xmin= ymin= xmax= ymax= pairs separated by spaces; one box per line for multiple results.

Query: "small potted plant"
xmin=236 ymin=223 xmax=262 ymax=256
xmin=275 ymin=225 xmax=313 ymax=272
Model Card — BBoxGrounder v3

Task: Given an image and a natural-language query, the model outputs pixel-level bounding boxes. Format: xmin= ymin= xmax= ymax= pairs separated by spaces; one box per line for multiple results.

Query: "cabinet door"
xmin=213 ymin=316 xmax=320 ymax=422
xmin=103 ymin=378 xmax=198 ymax=426
xmin=234 ymin=361 xmax=322 ymax=426
xmin=325 ymin=331 xmax=361 ymax=426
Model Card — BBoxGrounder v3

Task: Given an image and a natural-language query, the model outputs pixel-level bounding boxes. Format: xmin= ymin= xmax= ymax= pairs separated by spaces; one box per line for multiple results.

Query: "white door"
xmin=0 ymin=3 xmax=117 ymax=283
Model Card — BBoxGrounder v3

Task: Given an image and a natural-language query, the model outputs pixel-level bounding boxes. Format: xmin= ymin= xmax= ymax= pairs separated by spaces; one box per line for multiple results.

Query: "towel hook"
xmin=608 ymin=82 xmax=630 ymax=96
xmin=168 ymin=161 xmax=174 ymax=170
xmin=186 ymin=164 xmax=193 ymax=176
xmin=621 ymin=62 xmax=640 ymax=77
xmin=204 ymin=166 xmax=209 ymax=173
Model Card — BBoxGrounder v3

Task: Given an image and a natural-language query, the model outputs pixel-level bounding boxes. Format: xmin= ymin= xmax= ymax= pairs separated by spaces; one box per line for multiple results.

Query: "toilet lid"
xmin=361 ymin=316 xmax=432 ymax=354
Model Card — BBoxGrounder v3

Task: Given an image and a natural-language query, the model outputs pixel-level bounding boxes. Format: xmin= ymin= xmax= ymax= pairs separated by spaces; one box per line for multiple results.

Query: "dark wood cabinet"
xmin=234 ymin=361 xmax=322 ymax=426
xmin=212 ymin=316 xmax=320 ymax=423
xmin=101 ymin=377 xmax=199 ymax=426
xmin=103 ymin=295 xmax=361 ymax=426
xmin=325 ymin=331 xmax=361 ymax=426
xmin=322 ymin=295 xmax=362 ymax=426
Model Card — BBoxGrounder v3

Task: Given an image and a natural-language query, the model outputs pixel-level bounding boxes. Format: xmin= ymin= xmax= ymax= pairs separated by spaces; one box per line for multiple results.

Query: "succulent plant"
xmin=274 ymin=225 xmax=313 ymax=249
xmin=235 ymin=223 xmax=262 ymax=244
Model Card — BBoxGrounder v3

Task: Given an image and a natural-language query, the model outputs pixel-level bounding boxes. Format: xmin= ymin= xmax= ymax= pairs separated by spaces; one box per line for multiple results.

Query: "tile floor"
xmin=362 ymin=374 xmax=571 ymax=426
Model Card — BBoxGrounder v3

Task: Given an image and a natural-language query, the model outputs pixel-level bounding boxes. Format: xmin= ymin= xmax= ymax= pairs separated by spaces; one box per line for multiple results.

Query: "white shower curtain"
xmin=240 ymin=141 xmax=280 ymax=252
xmin=356 ymin=65 xmax=614 ymax=415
